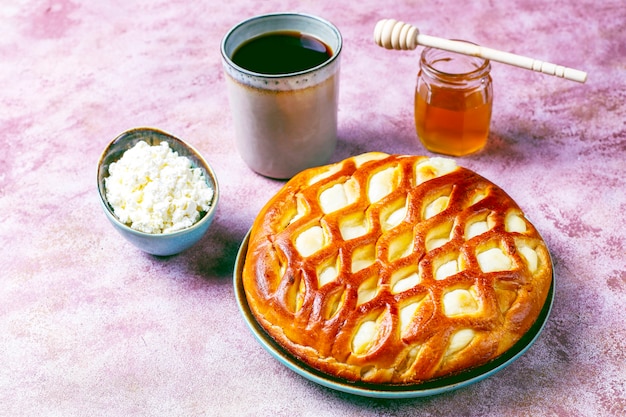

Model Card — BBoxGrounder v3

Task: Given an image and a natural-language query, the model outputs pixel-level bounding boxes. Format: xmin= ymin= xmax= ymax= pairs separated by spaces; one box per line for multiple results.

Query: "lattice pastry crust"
xmin=243 ymin=153 xmax=552 ymax=385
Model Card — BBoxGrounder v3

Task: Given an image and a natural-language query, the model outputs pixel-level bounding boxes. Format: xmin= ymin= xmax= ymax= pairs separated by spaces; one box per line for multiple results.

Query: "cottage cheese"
xmin=105 ymin=140 xmax=214 ymax=234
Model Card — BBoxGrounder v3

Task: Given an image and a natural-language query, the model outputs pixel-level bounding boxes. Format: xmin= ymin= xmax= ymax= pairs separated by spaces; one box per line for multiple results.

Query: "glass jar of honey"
xmin=414 ymin=44 xmax=493 ymax=156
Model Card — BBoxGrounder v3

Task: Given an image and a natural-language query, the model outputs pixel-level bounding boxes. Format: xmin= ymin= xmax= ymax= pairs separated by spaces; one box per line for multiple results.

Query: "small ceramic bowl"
xmin=97 ymin=127 xmax=220 ymax=256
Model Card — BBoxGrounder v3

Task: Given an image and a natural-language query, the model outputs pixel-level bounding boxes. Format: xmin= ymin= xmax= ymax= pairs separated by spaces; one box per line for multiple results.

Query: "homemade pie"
xmin=242 ymin=152 xmax=552 ymax=385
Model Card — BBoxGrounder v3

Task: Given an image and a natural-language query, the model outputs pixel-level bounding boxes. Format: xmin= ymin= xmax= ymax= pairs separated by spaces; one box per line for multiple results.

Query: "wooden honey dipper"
xmin=374 ymin=19 xmax=587 ymax=83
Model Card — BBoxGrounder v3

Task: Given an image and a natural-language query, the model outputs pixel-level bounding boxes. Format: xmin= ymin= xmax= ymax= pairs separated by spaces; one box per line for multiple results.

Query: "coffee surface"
xmin=232 ymin=31 xmax=332 ymax=75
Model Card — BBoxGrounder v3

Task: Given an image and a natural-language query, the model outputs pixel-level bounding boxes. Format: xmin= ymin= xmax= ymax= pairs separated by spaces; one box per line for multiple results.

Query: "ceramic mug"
xmin=221 ymin=13 xmax=342 ymax=179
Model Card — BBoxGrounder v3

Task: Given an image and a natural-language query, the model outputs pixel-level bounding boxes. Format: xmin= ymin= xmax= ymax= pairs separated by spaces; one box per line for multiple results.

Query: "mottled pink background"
xmin=1 ymin=0 xmax=624 ymax=416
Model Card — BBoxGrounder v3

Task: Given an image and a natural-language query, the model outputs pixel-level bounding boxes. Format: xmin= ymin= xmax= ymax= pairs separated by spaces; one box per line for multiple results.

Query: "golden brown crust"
xmin=243 ymin=153 xmax=552 ymax=385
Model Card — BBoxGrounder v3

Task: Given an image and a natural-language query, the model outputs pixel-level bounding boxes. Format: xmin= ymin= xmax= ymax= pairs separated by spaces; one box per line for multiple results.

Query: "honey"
xmin=415 ymin=44 xmax=493 ymax=156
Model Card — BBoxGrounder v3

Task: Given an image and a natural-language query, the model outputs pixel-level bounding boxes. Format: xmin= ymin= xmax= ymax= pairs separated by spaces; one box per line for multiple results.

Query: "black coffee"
xmin=232 ymin=31 xmax=332 ymax=75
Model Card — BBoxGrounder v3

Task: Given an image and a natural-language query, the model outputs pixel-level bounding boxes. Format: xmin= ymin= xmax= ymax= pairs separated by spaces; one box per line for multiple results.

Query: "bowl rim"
xmin=97 ymin=127 xmax=220 ymax=238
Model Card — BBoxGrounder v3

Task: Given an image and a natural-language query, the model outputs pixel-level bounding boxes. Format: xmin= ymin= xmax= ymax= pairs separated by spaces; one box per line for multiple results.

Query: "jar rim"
xmin=420 ymin=40 xmax=491 ymax=81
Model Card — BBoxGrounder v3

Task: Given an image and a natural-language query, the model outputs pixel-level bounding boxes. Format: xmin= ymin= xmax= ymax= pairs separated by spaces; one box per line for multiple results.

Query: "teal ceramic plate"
xmin=234 ymin=231 xmax=554 ymax=398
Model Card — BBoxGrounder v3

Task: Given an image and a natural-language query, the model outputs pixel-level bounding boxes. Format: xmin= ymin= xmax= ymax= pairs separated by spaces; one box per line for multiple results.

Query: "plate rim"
xmin=233 ymin=230 xmax=555 ymax=398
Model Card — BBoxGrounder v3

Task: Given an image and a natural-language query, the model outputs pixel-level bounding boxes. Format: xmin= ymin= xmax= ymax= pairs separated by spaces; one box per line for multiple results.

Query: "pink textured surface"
xmin=1 ymin=0 xmax=624 ymax=415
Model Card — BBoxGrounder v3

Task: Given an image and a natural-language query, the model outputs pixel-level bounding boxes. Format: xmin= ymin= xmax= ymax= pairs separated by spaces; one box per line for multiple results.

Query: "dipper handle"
xmin=374 ymin=19 xmax=587 ymax=83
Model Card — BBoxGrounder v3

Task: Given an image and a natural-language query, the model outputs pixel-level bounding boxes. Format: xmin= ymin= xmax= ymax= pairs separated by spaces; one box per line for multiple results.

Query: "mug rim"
xmin=220 ymin=12 xmax=343 ymax=79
